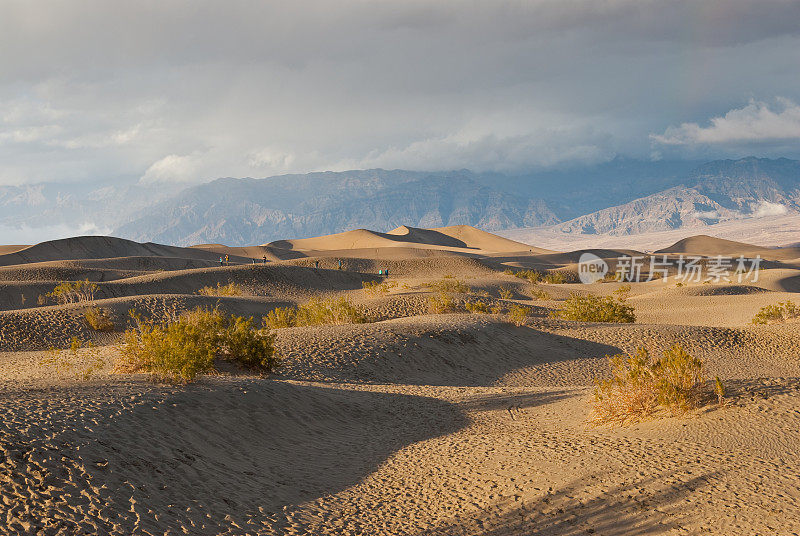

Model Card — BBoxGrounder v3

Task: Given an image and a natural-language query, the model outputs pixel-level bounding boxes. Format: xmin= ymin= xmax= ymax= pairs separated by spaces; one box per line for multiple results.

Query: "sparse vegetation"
xmin=428 ymin=292 xmax=457 ymax=314
xmin=529 ymin=287 xmax=551 ymax=300
xmin=592 ymin=344 xmax=707 ymax=424
xmin=507 ymin=304 xmax=532 ymax=326
xmin=542 ymin=271 xmax=569 ymax=284
xmin=197 ymin=282 xmax=243 ymax=296
xmin=424 ymin=278 xmax=470 ymax=294
xmin=751 ymin=300 xmax=799 ymax=325
xmin=40 ymin=337 xmax=105 ymax=381
xmin=118 ymin=307 xmax=279 ymax=383
xmin=714 ymin=376 xmax=726 ymax=405
xmin=263 ymin=297 xmax=368 ymax=329
xmin=613 ymin=284 xmax=632 ymax=301
xmin=84 ymin=306 xmax=114 ymax=332
xmin=47 ymin=280 xmax=98 ymax=305
xmin=498 ymin=286 xmax=513 ymax=300
xmin=464 ymin=299 xmax=491 ymax=314
xmin=551 ymin=293 xmax=636 ymax=323
xmin=362 ymin=280 xmax=397 ymax=295
xmin=513 ymin=269 xmax=542 ymax=284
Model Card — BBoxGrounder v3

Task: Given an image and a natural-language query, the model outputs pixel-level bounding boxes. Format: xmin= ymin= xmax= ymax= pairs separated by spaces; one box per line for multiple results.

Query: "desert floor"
xmin=0 ymin=226 xmax=799 ymax=535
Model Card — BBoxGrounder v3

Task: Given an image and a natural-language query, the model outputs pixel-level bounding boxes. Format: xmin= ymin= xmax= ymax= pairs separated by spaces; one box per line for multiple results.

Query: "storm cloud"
xmin=1 ymin=0 xmax=799 ymax=185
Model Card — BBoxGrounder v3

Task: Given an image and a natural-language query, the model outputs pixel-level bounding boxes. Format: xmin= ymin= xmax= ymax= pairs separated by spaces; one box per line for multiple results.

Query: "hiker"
xmin=338 ymin=260 xmax=342 ymax=270
xmin=225 ymin=254 xmax=229 ymax=266
xmin=262 ymin=255 xmax=267 ymax=264
xmin=314 ymin=260 xmax=319 ymax=269
xmin=219 ymin=257 xmax=223 ymax=266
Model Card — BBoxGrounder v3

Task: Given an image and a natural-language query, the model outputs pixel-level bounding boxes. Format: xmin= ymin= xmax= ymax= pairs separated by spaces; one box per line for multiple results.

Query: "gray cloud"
xmin=1 ymin=0 xmax=800 ymax=185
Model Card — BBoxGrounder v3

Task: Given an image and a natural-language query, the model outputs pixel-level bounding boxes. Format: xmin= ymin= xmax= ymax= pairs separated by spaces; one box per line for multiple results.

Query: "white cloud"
xmin=140 ymin=154 xmax=204 ymax=184
xmin=652 ymin=98 xmax=800 ymax=146
xmin=752 ymin=200 xmax=789 ymax=218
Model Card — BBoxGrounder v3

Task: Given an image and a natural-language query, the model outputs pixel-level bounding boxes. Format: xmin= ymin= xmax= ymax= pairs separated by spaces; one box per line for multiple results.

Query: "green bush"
xmin=498 ymin=286 xmax=513 ymax=300
xmin=543 ymin=271 xmax=569 ymax=284
xmin=551 ymin=293 xmax=636 ymax=323
xmin=119 ymin=307 xmax=279 ymax=383
xmin=751 ymin=301 xmax=799 ymax=325
xmin=507 ymin=304 xmax=532 ymax=326
xmin=84 ymin=306 xmax=114 ymax=332
xmin=263 ymin=297 xmax=368 ymax=329
xmin=47 ymin=280 xmax=98 ymax=305
xmin=428 ymin=292 xmax=457 ymax=314
xmin=592 ymin=345 xmax=706 ymax=424
xmin=464 ymin=300 xmax=491 ymax=314
xmin=197 ymin=282 xmax=243 ymax=296
xmin=425 ymin=278 xmax=470 ymax=294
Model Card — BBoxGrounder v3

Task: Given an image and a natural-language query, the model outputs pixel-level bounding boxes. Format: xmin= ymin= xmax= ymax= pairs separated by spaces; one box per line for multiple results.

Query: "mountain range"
xmin=0 ymin=157 xmax=797 ymax=247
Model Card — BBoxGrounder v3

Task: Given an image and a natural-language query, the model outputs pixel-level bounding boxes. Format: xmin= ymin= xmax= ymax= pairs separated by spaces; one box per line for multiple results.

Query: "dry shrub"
xmin=751 ymin=300 xmax=799 ymax=325
xmin=529 ymin=287 xmax=551 ymax=300
xmin=424 ymin=278 xmax=470 ymax=294
xmin=498 ymin=286 xmax=513 ymax=300
xmin=119 ymin=307 xmax=279 ymax=383
xmin=507 ymin=304 xmax=531 ymax=326
xmin=464 ymin=299 xmax=491 ymax=314
xmin=84 ymin=306 xmax=114 ymax=332
xmin=197 ymin=282 xmax=243 ymax=296
xmin=542 ymin=271 xmax=569 ymax=284
xmin=592 ymin=345 xmax=706 ymax=425
xmin=47 ymin=280 xmax=98 ymax=305
xmin=428 ymin=292 xmax=457 ymax=314
xmin=514 ymin=270 xmax=542 ymax=284
xmin=263 ymin=297 xmax=368 ymax=329
xmin=551 ymin=293 xmax=635 ymax=323
xmin=362 ymin=280 xmax=397 ymax=295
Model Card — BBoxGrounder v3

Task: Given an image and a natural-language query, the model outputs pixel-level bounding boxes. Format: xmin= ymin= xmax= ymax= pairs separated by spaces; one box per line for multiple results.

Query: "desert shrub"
xmin=119 ymin=307 xmax=279 ymax=383
xmin=602 ymin=271 xmax=621 ymax=283
xmin=464 ymin=299 xmax=491 ymax=314
xmin=429 ymin=292 xmax=457 ymax=314
xmin=197 ymin=282 xmax=243 ymax=296
xmin=551 ymin=293 xmax=635 ymax=323
xmin=751 ymin=301 xmax=799 ymax=325
xmin=530 ymin=287 xmax=551 ymax=300
xmin=592 ymin=344 xmax=706 ymax=424
xmin=425 ymin=278 xmax=470 ymax=294
xmin=543 ymin=271 xmax=569 ymax=284
xmin=503 ymin=269 xmax=514 ymax=276
xmin=613 ymin=284 xmax=632 ymax=301
xmin=47 ymin=280 xmax=98 ymax=305
xmin=84 ymin=306 xmax=114 ymax=332
xmin=491 ymin=304 xmax=504 ymax=314
xmin=263 ymin=297 xmax=368 ymax=329
xmin=498 ymin=286 xmax=513 ymax=300
xmin=362 ymin=280 xmax=397 ymax=295
xmin=514 ymin=270 xmax=542 ymax=284
xmin=714 ymin=376 xmax=726 ymax=405
xmin=37 ymin=294 xmax=48 ymax=306
xmin=507 ymin=304 xmax=532 ymax=326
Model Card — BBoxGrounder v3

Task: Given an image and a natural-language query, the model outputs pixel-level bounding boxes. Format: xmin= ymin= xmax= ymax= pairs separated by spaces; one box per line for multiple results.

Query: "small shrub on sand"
xmin=429 ymin=292 xmax=457 ymax=314
xmin=551 ymin=293 xmax=635 ymax=323
xmin=263 ymin=297 xmax=368 ymax=329
xmin=197 ymin=282 xmax=243 ymax=296
xmin=530 ymin=287 xmax=551 ymax=300
xmin=498 ymin=286 xmax=514 ymax=300
xmin=84 ymin=306 xmax=114 ymax=332
xmin=592 ymin=345 xmax=706 ymax=424
xmin=491 ymin=304 xmax=504 ymax=314
xmin=507 ymin=304 xmax=532 ymax=326
xmin=40 ymin=337 xmax=105 ymax=381
xmin=613 ymin=284 xmax=632 ymax=301
xmin=362 ymin=280 xmax=397 ymax=295
xmin=751 ymin=301 xmax=799 ymax=325
xmin=514 ymin=270 xmax=542 ymax=284
xmin=464 ymin=300 xmax=491 ymax=314
xmin=425 ymin=278 xmax=470 ymax=294
xmin=119 ymin=307 xmax=279 ymax=383
xmin=543 ymin=271 xmax=569 ymax=284
xmin=714 ymin=376 xmax=726 ymax=405
xmin=47 ymin=280 xmax=98 ymax=305
xmin=503 ymin=269 xmax=514 ymax=276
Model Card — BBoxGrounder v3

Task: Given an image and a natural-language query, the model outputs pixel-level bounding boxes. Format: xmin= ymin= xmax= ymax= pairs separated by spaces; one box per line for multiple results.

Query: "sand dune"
xmin=1 ymin=227 xmax=800 ymax=534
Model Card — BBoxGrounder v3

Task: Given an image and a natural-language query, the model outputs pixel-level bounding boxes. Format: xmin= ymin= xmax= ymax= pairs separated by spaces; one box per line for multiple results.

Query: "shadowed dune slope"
xmin=0 ymin=236 xmax=252 ymax=267
xmin=267 ymin=225 xmax=543 ymax=254
xmin=657 ymin=234 xmax=800 ymax=261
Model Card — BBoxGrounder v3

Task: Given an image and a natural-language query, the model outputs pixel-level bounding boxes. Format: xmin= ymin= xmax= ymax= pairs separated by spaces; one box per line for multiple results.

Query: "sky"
xmin=1 ymin=0 xmax=800 ymax=187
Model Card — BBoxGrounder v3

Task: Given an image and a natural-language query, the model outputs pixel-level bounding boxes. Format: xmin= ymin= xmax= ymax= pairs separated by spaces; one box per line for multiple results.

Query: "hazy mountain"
xmin=521 ymin=157 xmax=800 ymax=238
xmin=115 ymin=169 xmax=559 ymax=246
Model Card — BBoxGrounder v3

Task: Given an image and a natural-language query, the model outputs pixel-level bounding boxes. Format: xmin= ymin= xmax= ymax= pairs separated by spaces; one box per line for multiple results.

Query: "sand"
xmin=1 ymin=226 xmax=799 ymax=535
